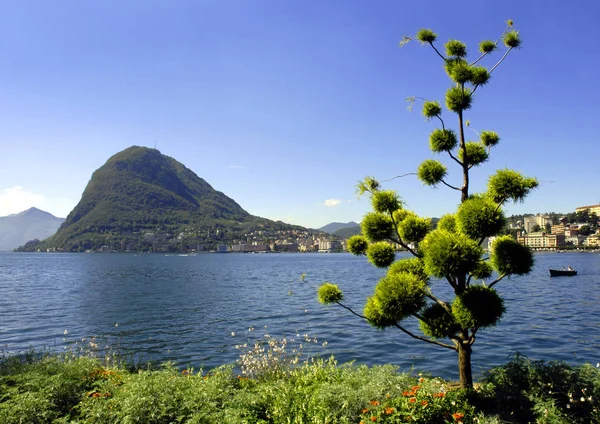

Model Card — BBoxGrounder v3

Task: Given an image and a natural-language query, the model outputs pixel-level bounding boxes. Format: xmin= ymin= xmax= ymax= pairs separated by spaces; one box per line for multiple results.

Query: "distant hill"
xmin=332 ymin=225 xmax=362 ymax=239
xmin=318 ymin=221 xmax=359 ymax=234
xmin=0 ymin=208 xmax=64 ymax=251
xmin=19 ymin=146 xmax=318 ymax=252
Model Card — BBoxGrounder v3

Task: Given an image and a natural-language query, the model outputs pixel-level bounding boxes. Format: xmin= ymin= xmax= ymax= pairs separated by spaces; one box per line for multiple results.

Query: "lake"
xmin=1 ymin=251 xmax=599 ymax=380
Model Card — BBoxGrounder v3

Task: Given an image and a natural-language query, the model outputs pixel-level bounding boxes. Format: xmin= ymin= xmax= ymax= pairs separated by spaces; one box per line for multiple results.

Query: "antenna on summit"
xmin=154 ymin=140 xmax=157 ymax=149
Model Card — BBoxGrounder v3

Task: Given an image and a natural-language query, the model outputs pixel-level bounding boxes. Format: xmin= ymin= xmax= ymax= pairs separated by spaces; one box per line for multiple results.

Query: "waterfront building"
xmin=518 ymin=232 xmax=566 ymax=249
xmin=318 ymin=240 xmax=342 ymax=253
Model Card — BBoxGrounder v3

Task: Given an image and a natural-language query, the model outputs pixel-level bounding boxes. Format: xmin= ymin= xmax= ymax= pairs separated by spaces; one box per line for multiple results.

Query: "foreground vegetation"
xmin=1 ymin=349 xmax=599 ymax=423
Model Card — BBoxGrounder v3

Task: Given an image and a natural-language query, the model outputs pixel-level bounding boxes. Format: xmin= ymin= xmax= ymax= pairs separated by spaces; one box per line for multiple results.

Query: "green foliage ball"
xmin=422 ymin=101 xmax=442 ymax=119
xmin=445 ymin=39 xmax=467 ymax=57
xmin=479 ymin=40 xmax=497 ymax=53
xmin=372 ymin=190 xmax=402 ymax=214
xmin=417 ymin=159 xmax=447 ymax=186
xmin=470 ymin=66 xmax=490 ymax=86
xmin=364 ymin=296 xmax=398 ymax=329
xmin=416 ymin=28 xmax=437 ymax=44
xmin=317 ymin=283 xmax=344 ymax=304
xmin=366 ymin=242 xmax=396 ymax=268
xmin=452 ymin=285 xmax=505 ymax=329
xmin=437 ymin=214 xmax=457 ymax=232
xmin=445 ymin=86 xmax=473 ymax=112
xmin=480 ymin=131 xmax=500 ymax=147
xmin=444 ymin=58 xmax=467 ymax=79
xmin=388 ymin=257 xmax=428 ymax=281
xmin=429 ymin=129 xmax=458 ymax=152
xmin=503 ymin=30 xmax=521 ymax=48
xmin=456 ymin=196 xmax=506 ymax=240
xmin=392 ymin=209 xmax=412 ymax=223
xmin=347 ymin=235 xmax=368 ymax=255
xmin=356 ymin=176 xmax=381 ymax=196
xmin=421 ymin=230 xmax=483 ymax=278
xmin=374 ymin=272 xmax=427 ymax=322
xmin=450 ymin=61 xmax=474 ymax=84
xmin=491 ymin=235 xmax=534 ymax=275
xmin=419 ymin=303 xmax=460 ymax=338
xmin=487 ymin=169 xmax=539 ymax=204
xmin=361 ymin=212 xmax=393 ymax=242
xmin=398 ymin=215 xmax=430 ymax=243
xmin=458 ymin=142 xmax=489 ymax=167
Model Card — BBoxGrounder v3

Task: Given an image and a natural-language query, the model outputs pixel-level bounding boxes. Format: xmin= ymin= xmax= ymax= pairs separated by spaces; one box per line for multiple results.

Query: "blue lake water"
xmin=1 ymin=251 xmax=599 ymax=380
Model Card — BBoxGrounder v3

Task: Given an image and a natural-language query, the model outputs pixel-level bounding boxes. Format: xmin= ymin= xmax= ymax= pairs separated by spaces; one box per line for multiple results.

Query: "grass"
xmin=1 ymin=341 xmax=599 ymax=423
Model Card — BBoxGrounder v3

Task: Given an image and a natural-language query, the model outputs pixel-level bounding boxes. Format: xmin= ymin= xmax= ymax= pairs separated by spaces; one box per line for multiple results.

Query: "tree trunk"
xmin=457 ymin=342 xmax=473 ymax=389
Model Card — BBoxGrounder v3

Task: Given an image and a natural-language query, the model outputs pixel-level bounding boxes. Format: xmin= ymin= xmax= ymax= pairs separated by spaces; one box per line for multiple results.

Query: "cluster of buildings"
xmin=515 ymin=204 xmax=600 ymax=250
xmin=228 ymin=233 xmax=344 ymax=253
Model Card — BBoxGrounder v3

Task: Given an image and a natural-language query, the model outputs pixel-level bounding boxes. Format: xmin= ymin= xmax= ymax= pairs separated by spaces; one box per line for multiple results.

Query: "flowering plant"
xmin=358 ymin=376 xmax=474 ymax=423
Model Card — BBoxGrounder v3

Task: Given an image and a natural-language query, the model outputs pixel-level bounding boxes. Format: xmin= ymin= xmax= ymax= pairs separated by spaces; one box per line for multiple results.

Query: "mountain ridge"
xmin=0 ymin=208 xmax=65 ymax=251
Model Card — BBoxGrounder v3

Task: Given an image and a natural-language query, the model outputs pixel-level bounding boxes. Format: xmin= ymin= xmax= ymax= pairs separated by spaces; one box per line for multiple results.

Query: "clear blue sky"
xmin=1 ymin=0 xmax=599 ymax=229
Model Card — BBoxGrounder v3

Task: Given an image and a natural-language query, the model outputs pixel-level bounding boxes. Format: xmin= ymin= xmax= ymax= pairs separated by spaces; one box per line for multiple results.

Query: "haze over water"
xmin=1 ymin=252 xmax=599 ymax=380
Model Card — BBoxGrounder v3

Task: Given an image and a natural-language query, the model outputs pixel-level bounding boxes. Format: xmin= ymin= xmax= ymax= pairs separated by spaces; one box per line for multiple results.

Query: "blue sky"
xmin=1 ymin=0 xmax=599 ymax=229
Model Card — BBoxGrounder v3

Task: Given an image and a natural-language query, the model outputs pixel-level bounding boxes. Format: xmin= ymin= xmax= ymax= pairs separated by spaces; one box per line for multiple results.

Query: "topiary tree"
xmin=314 ymin=21 xmax=539 ymax=389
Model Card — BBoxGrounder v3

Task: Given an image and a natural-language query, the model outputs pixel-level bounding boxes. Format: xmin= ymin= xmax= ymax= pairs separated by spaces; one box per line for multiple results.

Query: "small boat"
xmin=549 ymin=268 xmax=577 ymax=277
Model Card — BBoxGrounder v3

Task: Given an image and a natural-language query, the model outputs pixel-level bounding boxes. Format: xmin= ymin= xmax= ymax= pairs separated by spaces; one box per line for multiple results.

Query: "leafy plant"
xmin=314 ymin=20 xmax=538 ymax=389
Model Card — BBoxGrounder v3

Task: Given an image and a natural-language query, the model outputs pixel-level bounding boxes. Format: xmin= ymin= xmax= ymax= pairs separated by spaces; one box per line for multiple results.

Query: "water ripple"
xmin=1 ymin=251 xmax=599 ymax=380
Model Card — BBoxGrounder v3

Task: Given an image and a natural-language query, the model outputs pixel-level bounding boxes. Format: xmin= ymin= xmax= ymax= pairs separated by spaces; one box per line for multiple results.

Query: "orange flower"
xmin=409 ymin=397 xmax=417 ymax=403
xmin=370 ymin=400 xmax=380 ymax=406
xmin=403 ymin=390 xmax=412 ymax=396
xmin=411 ymin=385 xmax=421 ymax=392
xmin=421 ymin=400 xmax=428 ymax=406
xmin=433 ymin=392 xmax=445 ymax=398
xmin=182 ymin=369 xmax=190 ymax=375
xmin=362 ymin=408 xmax=369 ymax=414
xmin=452 ymin=412 xmax=465 ymax=420
xmin=384 ymin=407 xmax=394 ymax=415
xmin=370 ymin=417 xmax=377 ymax=422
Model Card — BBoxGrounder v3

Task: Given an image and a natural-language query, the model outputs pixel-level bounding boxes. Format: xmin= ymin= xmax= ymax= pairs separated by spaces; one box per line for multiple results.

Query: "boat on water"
xmin=549 ymin=267 xmax=577 ymax=277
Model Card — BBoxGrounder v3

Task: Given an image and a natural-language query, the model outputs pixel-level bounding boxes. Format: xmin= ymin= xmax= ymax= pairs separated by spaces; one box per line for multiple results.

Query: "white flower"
xmin=63 ymin=330 xmax=68 ymax=335
xmin=231 ymin=332 xmax=236 ymax=337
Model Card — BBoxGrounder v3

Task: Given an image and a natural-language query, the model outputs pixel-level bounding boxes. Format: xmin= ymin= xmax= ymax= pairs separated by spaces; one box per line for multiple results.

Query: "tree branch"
xmin=489 ymin=47 xmax=513 ymax=74
xmin=447 ymin=150 xmax=462 ymax=167
xmin=334 ymin=300 xmax=368 ymax=320
xmin=381 ymin=173 xmax=418 ymax=183
xmin=441 ymin=180 xmax=461 ymax=191
xmin=428 ymin=42 xmax=446 ymax=60
xmin=436 ymin=115 xmax=446 ymax=131
xmin=425 ymin=292 xmax=452 ymax=316
xmin=488 ymin=273 xmax=507 ymax=289
xmin=393 ymin=323 xmax=456 ymax=350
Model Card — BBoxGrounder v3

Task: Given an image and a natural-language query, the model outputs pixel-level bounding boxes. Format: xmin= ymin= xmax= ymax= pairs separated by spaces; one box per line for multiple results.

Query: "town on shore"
xmin=61 ymin=203 xmax=600 ymax=254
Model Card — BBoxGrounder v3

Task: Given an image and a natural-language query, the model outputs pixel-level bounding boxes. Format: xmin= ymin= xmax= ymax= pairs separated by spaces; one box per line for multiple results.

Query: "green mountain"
xmin=22 ymin=146 xmax=315 ymax=252
xmin=332 ymin=225 xmax=362 ymax=239
xmin=318 ymin=221 xmax=359 ymax=234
